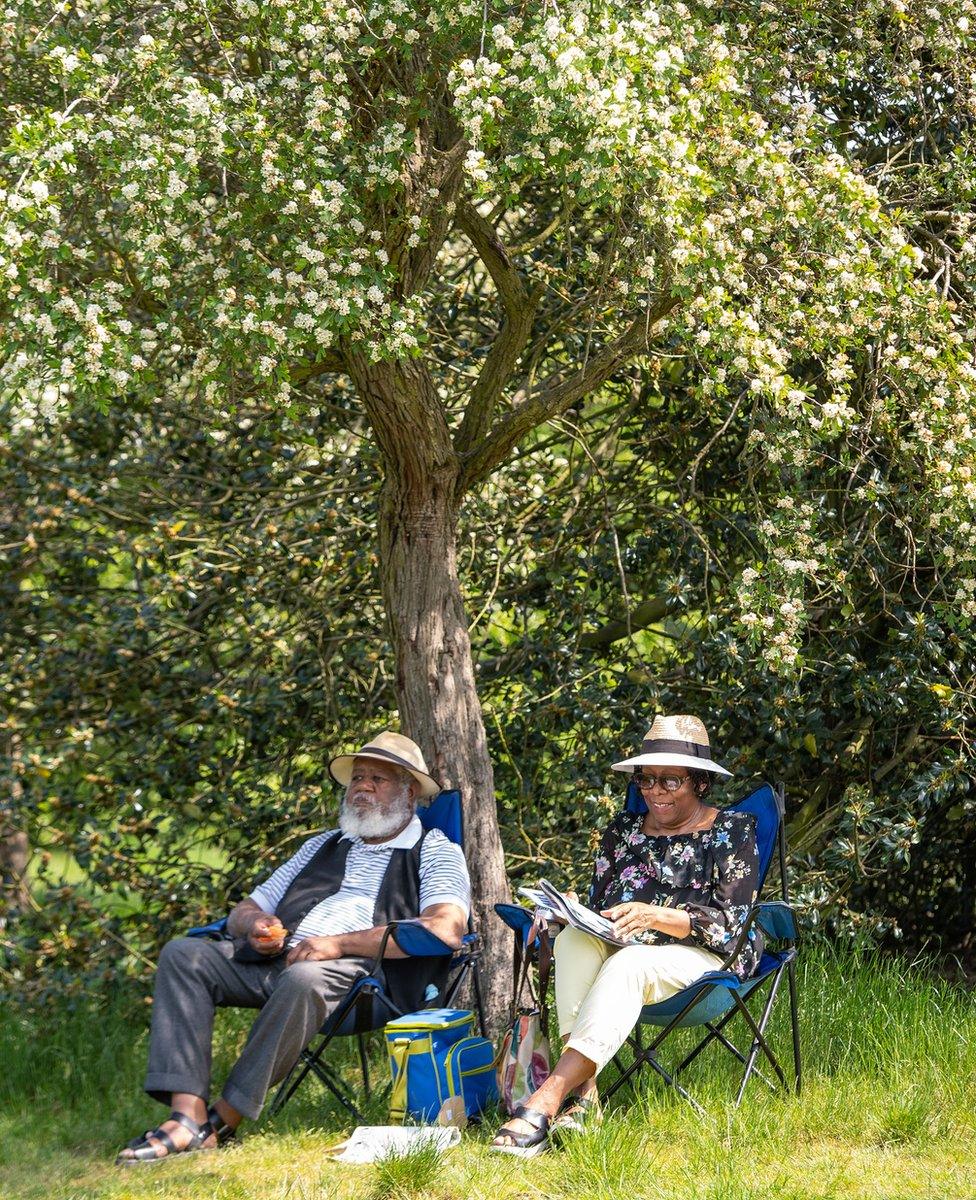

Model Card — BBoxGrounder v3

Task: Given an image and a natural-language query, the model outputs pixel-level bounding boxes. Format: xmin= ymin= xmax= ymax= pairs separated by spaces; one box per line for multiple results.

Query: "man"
xmin=118 ymin=731 xmax=470 ymax=1165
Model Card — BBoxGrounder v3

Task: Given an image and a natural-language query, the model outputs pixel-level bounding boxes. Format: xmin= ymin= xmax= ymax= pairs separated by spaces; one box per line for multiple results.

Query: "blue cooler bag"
xmin=386 ymin=1008 xmax=498 ymax=1122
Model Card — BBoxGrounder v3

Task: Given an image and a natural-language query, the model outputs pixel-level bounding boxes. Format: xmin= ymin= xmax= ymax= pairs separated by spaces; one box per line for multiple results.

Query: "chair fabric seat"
xmin=637 ymin=971 xmax=740 ymax=1027
xmin=637 ymin=948 xmax=796 ymax=1027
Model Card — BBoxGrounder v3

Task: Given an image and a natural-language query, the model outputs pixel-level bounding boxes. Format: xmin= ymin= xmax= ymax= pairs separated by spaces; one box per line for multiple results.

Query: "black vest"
xmin=275 ymin=829 xmax=450 ymax=1014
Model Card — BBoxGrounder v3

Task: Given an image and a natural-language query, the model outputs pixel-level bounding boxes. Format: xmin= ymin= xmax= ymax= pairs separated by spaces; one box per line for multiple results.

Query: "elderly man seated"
xmin=118 ymin=731 xmax=470 ymax=1165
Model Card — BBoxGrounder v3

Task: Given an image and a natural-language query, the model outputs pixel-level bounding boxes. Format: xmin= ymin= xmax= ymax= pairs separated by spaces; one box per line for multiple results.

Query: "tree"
xmin=3 ymin=1 xmax=975 ymax=1010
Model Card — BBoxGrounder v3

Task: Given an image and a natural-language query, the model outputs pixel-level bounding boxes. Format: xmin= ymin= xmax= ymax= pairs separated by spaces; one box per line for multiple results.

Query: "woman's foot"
xmin=490 ymin=1105 xmax=553 ymax=1157
xmin=551 ymin=1093 xmax=603 ymax=1136
xmin=116 ymin=1111 xmax=217 ymax=1165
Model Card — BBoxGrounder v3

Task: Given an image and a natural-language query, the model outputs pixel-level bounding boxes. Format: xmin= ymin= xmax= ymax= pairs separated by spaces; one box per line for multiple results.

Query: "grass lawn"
xmin=2 ymin=948 xmax=973 ymax=1200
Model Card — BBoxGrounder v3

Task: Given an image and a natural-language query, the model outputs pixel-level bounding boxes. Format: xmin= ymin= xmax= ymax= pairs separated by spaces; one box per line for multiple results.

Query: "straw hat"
xmin=611 ymin=714 xmax=731 ymax=777
xmin=329 ymin=731 xmax=440 ymax=800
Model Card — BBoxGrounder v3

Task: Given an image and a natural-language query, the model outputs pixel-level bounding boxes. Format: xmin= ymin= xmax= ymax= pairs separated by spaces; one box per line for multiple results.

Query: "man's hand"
xmin=285 ymin=935 xmax=343 ymax=965
xmin=247 ymin=913 xmax=288 ymax=957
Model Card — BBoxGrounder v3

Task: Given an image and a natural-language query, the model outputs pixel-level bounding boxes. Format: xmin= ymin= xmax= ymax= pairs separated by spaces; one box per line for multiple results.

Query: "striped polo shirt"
xmin=249 ymin=816 xmax=470 ymax=947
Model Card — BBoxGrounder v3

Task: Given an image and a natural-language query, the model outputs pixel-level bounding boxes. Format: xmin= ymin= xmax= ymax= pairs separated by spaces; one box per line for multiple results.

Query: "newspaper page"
xmin=517 ymin=878 xmax=632 ymax=946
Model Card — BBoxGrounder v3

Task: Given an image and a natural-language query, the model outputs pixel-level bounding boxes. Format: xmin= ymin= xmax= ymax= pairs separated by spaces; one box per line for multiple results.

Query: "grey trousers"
xmin=144 ymin=937 xmax=371 ymax=1120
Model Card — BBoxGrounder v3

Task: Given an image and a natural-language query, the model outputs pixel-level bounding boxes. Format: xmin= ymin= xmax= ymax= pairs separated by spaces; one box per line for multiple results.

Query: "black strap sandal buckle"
xmin=491 ymin=1104 xmax=551 ymax=1158
xmin=116 ymin=1110 xmax=216 ymax=1166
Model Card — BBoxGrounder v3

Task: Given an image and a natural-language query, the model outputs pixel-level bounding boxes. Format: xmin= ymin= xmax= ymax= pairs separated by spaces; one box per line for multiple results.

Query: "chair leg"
xmin=787 ymin=957 xmax=802 ymax=1093
xmin=358 ymin=1033 xmax=371 ymax=1100
xmin=609 ymin=1041 xmax=708 ymax=1115
xmin=270 ymin=1036 xmax=366 ymax=1122
xmin=269 ymin=1047 xmax=319 ymax=1118
xmin=443 ymin=959 xmax=470 ymax=1009
xmin=268 ymin=980 xmax=380 ymax=1119
xmin=675 ymin=1017 xmax=737 ymax=1074
xmin=306 ymin=1055 xmax=365 ymax=1120
xmin=674 ymin=988 xmax=780 ymax=1095
xmin=731 ymin=974 xmax=788 ymax=1105
xmin=472 ymin=961 xmax=488 ymax=1038
xmin=603 ymin=985 xmax=718 ymax=1103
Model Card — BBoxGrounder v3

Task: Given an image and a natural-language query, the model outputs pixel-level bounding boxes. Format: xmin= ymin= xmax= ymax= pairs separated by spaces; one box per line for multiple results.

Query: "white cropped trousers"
xmin=554 ymin=926 xmax=723 ymax=1073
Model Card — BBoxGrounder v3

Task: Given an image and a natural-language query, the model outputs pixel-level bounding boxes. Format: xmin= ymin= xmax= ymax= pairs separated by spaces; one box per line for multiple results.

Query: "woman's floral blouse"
xmin=588 ymin=809 xmax=764 ymax=979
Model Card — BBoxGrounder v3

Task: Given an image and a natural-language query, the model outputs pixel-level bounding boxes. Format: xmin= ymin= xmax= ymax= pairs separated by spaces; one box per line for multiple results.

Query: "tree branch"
xmin=453 ymin=203 xmax=541 ymax=458
xmin=458 ymin=295 xmax=680 ymax=493
xmin=289 ymin=351 xmax=346 ymax=382
xmin=399 ymin=139 xmax=469 ymax=296
xmin=579 ymin=593 xmax=672 ymax=651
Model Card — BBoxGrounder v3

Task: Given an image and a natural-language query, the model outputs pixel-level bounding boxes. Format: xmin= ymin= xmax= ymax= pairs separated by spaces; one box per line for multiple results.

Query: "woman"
xmin=492 ymin=714 xmax=763 ymax=1156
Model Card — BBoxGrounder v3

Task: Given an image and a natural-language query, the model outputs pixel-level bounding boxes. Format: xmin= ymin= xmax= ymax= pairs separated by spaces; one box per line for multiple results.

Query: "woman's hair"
xmin=689 ymin=768 xmax=712 ymax=798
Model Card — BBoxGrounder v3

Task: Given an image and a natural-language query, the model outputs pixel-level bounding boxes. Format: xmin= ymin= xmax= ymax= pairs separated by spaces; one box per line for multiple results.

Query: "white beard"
xmin=339 ymin=785 xmax=414 ymax=840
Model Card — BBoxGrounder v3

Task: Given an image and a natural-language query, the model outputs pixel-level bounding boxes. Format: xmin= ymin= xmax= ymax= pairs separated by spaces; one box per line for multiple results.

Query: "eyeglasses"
xmin=633 ymin=772 xmax=690 ymax=793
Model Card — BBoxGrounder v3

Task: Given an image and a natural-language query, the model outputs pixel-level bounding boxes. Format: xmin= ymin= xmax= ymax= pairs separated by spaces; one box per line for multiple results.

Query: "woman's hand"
xmin=602 ymin=902 xmax=690 ymax=940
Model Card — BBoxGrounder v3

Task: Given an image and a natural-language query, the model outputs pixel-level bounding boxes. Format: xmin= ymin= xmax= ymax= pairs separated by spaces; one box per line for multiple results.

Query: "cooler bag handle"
xmin=389 ymin=1037 xmax=411 ymax=1124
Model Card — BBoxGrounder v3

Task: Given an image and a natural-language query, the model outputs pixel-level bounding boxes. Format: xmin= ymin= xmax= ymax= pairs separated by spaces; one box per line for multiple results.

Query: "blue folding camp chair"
xmin=188 ymin=789 xmax=485 ymax=1122
xmin=495 ymin=781 xmax=800 ymax=1114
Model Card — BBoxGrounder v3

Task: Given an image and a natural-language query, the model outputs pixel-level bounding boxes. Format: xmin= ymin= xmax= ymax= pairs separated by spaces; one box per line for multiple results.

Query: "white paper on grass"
xmin=326 ymin=1125 xmax=461 ymax=1164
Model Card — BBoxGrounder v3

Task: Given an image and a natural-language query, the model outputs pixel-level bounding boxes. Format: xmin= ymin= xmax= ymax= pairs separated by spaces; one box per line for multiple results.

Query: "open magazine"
xmin=517 ymin=878 xmax=632 ymax=947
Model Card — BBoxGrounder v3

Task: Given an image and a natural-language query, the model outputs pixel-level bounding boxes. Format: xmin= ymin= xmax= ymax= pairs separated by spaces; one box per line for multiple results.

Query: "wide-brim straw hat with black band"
xmin=329 ymin=730 xmax=441 ymax=800
xmin=611 ymin=714 xmax=732 ymax=777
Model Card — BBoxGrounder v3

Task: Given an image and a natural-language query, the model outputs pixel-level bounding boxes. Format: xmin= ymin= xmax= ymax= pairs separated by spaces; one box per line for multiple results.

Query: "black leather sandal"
xmin=490 ymin=1105 xmax=551 ymax=1158
xmin=116 ymin=1110 xmax=216 ymax=1166
xmin=207 ymin=1105 xmax=237 ymax=1146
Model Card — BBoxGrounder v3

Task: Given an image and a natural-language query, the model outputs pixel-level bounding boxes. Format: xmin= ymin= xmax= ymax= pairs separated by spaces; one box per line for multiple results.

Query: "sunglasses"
xmin=633 ymin=771 xmax=690 ymax=793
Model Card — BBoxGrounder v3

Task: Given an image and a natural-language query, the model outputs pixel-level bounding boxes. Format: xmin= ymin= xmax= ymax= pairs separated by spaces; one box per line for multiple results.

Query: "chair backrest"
xmin=416 ymin=789 xmax=477 ymax=943
xmin=419 ymin=789 xmax=463 ymax=848
xmin=624 ymin=779 xmax=782 ymax=891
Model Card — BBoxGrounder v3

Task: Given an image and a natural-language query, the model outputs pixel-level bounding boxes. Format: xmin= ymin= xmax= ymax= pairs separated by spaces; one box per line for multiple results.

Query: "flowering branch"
xmin=454 ymin=202 xmax=542 ymax=458
xmin=459 ymin=297 xmax=679 ymax=492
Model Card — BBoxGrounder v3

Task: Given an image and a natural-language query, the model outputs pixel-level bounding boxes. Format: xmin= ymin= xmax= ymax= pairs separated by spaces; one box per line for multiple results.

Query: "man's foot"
xmin=116 ymin=1111 xmax=217 ymax=1166
xmin=207 ymin=1103 xmax=238 ymax=1146
xmin=490 ymin=1105 xmax=553 ymax=1157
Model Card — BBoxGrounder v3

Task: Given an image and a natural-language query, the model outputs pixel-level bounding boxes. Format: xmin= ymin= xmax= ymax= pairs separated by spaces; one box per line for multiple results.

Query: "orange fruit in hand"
xmin=254 ymin=921 xmax=287 ymax=942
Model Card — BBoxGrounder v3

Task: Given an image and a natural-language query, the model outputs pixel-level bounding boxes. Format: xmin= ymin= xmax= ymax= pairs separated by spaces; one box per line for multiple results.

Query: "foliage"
xmin=0 ymin=392 xmax=389 ymax=993
xmin=1 ymin=0 xmax=975 ymax=996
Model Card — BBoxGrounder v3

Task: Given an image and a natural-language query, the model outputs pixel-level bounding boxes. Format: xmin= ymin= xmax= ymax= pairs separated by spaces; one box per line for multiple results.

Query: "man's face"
xmin=339 ymin=757 xmax=416 ymax=839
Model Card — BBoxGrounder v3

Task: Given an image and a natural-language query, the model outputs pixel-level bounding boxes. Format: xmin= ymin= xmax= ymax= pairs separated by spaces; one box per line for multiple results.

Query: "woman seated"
xmin=492 ymin=714 xmax=763 ymax=1157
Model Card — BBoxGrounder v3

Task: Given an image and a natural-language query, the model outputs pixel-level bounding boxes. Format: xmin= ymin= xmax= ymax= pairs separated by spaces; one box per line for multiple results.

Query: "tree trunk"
xmin=348 ymin=355 xmax=513 ymax=1030
xmin=377 ymin=476 xmax=512 ymax=1029
xmin=1 ymin=736 xmax=30 ymax=927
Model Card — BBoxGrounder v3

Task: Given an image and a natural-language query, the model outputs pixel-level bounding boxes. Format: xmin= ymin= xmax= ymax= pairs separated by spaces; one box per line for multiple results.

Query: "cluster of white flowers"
xmin=2 ymin=0 xmax=974 ymax=660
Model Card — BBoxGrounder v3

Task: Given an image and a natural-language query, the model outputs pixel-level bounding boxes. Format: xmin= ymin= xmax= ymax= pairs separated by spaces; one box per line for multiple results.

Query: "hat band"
xmin=640 ymin=737 xmax=711 ymax=760
xmin=355 ymin=745 xmax=423 ymax=776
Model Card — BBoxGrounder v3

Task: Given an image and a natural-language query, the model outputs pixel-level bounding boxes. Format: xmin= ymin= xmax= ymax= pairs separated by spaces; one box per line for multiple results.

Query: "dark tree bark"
xmin=0 ymin=828 xmax=29 ymax=917
xmin=1 ymin=737 xmax=30 ymax=926
xmin=347 ymin=354 xmax=511 ymax=1026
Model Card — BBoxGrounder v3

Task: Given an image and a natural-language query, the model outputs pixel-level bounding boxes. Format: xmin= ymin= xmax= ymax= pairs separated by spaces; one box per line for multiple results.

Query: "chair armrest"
xmin=187 ymin=917 xmax=228 ymax=939
xmin=367 ymin=920 xmax=456 ymax=976
xmin=391 ymin=919 xmax=457 ymax=958
xmin=493 ymin=902 xmax=541 ymax=949
xmin=719 ymin=899 xmax=797 ymax=972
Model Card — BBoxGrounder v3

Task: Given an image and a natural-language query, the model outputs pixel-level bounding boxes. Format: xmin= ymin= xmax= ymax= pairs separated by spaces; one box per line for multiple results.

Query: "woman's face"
xmin=633 ymin=766 xmax=703 ymax=828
